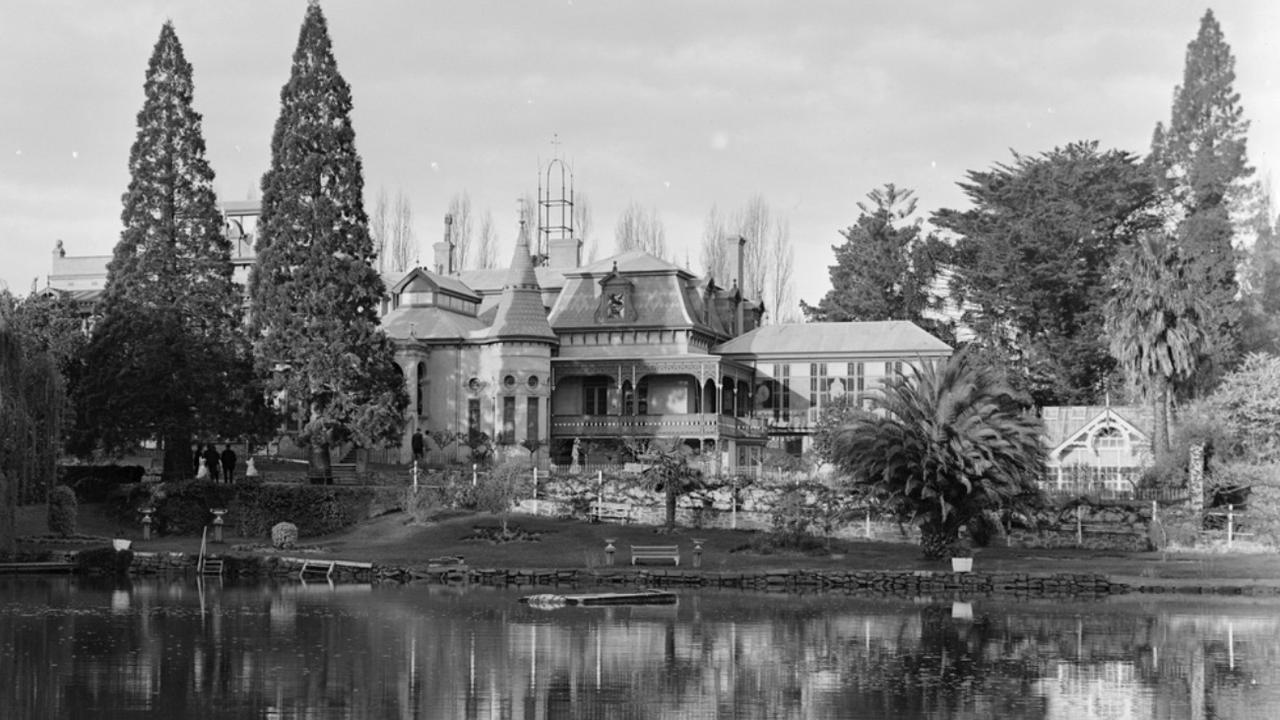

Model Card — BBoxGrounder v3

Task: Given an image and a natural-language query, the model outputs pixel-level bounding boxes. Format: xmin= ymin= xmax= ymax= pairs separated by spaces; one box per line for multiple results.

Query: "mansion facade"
xmin=43 ymin=200 xmax=953 ymax=473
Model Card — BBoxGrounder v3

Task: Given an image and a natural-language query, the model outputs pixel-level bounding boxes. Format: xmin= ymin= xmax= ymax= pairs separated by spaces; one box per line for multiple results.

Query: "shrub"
xmin=48 ymin=485 xmax=78 ymax=537
xmin=76 ymin=546 xmax=132 ymax=575
xmin=271 ymin=522 xmax=298 ymax=549
xmin=61 ymin=465 xmax=146 ymax=502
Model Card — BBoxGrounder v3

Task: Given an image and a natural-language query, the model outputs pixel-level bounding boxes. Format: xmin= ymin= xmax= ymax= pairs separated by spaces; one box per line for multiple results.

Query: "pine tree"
xmin=805 ymin=184 xmax=948 ymax=330
xmin=1150 ymin=9 xmax=1254 ymax=387
xmin=249 ymin=2 xmax=407 ymax=481
xmin=75 ymin=22 xmax=244 ymax=479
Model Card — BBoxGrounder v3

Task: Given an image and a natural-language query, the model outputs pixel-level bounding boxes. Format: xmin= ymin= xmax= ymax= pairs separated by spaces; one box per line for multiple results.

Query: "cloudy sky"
xmin=2 ymin=0 xmax=1277 ymax=313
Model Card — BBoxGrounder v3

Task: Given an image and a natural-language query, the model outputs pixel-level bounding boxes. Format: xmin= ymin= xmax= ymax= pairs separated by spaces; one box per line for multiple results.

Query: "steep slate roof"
xmin=549 ymin=251 xmax=708 ymax=331
xmin=484 ymin=224 xmax=557 ymax=342
xmin=713 ymin=321 xmax=952 ymax=357
xmin=386 ymin=267 xmax=480 ymax=302
xmin=380 ymin=306 xmax=486 ymax=342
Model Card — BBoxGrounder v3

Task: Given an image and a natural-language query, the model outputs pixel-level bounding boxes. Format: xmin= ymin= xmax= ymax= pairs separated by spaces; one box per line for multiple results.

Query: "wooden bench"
xmin=591 ymin=501 xmax=632 ymax=524
xmin=630 ymin=544 xmax=679 ymax=566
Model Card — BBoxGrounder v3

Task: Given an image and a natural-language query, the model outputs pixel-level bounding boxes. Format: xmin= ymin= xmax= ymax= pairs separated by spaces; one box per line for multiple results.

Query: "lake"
xmin=2 ymin=576 xmax=1278 ymax=719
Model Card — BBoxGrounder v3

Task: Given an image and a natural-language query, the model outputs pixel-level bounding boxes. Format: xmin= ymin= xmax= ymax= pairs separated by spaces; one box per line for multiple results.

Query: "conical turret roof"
xmin=487 ymin=222 xmax=557 ymax=342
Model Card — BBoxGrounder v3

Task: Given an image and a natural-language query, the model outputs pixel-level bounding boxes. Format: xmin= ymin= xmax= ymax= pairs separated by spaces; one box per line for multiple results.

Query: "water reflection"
xmin=2 ymin=577 xmax=1278 ymax=719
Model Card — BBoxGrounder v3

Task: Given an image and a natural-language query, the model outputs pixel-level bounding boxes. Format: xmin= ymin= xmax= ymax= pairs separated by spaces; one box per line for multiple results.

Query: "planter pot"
xmin=951 ymin=557 xmax=973 ymax=573
xmin=112 ymin=539 xmax=132 ymax=552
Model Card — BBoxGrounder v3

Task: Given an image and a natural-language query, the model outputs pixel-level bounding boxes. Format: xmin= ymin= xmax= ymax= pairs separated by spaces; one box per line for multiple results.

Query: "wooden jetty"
xmin=519 ymin=589 xmax=677 ymax=607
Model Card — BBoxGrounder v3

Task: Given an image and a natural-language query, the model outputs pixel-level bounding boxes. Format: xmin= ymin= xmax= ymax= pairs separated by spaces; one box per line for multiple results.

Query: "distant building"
xmin=42 ymin=198 xmax=955 ymax=473
xmin=1041 ymin=405 xmax=1153 ymax=495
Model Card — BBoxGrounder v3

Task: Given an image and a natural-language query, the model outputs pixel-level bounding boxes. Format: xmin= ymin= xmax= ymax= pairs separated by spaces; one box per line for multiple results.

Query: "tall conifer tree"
xmin=249 ymin=2 xmax=406 ymax=480
xmin=76 ymin=22 xmax=243 ymax=479
xmin=1149 ymin=9 xmax=1254 ymax=387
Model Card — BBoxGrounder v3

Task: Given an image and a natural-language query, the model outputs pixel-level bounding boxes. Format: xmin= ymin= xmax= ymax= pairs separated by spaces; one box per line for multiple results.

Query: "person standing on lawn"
xmin=221 ymin=444 xmax=237 ymax=483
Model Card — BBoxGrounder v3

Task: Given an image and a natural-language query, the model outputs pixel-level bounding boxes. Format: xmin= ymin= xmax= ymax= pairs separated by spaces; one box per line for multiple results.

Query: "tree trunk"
xmin=162 ymin=433 xmax=193 ymax=481
xmin=1152 ymin=381 xmax=1170 ymax=465
xmin=665 ymin=481 xmax=678 ymax=530
xmin=309 ymin=442 xmax=332 ymax=485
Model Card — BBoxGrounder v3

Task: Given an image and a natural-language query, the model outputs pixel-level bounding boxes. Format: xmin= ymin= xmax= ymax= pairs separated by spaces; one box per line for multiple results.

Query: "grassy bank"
xmin=15 ymin=502 xmax=1280 ymax=585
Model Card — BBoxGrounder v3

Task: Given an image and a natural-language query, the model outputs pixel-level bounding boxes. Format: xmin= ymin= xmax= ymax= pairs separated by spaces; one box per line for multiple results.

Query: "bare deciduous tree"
xmin=767 ymin=216 xmax=798 ymax=323
xmin=370 ymin=187 xmax=389 ymax=272
xmin=447 ymin=192 xmax=473 ymax=270
xmin=700 ymin=204 xmax=733 ymax=287
xmin=388 ymin=191 xmax=415 ymax=272
xmin=575 ymin=192 xmax=597 ymax=264
xmin=475 ymin=210 xmax=499 ymax=269
xmin=614 ymin=201 xmax=667 ymax=259
xmin=699 ymin=195 xmax=798 ymax=322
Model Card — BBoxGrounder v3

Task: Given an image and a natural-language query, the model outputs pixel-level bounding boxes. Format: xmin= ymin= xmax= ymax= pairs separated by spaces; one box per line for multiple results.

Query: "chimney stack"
xmin=445 ymin=213 xmax=455 ymax=274
xmin=735 ymin=235 xmax=746 ymax=335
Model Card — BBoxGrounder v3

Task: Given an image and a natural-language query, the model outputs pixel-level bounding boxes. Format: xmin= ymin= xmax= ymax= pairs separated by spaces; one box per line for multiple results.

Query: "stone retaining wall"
xmin=121 ymin=550 xmax=1127 ymax=598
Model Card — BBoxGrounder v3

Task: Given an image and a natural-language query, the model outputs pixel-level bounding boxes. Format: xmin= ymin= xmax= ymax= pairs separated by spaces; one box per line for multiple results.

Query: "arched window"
xmin=416 ymin=362 xmax=426 ymax=416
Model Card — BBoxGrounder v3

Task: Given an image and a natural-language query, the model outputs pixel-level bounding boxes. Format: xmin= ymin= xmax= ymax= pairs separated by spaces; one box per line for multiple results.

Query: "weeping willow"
xmin=0 ymin=315 xmax=65 ymax=554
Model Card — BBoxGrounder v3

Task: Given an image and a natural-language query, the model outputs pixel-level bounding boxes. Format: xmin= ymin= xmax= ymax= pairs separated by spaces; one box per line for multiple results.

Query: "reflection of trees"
xmin=6 ymin=581 xmax=1280 ymax=718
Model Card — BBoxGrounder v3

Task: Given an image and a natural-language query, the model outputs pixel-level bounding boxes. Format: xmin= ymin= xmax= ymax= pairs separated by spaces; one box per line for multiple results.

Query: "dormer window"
xmin=595 ymin=261 xmax=635 ymax=323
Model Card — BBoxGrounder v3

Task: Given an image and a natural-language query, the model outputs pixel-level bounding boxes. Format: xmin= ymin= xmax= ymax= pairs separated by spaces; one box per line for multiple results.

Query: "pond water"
xmin=2 ymin=577 xmax=1278 ymax=719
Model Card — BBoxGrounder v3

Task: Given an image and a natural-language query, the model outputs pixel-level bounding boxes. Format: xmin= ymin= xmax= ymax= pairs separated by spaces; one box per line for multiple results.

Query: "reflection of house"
xmin=1042 ymin=406 xmax=1153 ymax=494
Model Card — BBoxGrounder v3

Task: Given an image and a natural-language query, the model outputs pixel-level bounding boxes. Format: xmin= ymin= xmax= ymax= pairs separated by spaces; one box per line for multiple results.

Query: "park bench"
xmin=331 ymin=463 xmax=359 ymax=484
xmin=630 ymin=544 xmax=680 ymax=566
xmin=591 ymin=501 xmax=632 ymax=524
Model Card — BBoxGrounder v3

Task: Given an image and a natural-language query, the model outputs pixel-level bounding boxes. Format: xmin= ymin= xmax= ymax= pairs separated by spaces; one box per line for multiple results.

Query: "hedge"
xmin=123 ymin=481 xmax=388 ymax=539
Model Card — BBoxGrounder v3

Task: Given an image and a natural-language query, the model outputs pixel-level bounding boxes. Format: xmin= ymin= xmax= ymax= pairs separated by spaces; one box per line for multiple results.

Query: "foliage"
xmin=934 ymin=142 xmax=1159 ymax=405
xmin=474 ymin=460 xmax=535 ymax=534
xmin=0 ymin=305 xmax=65 ymax=508
xmin=73 ymin=23 xmax=259 ymax=481
xmin=47 ymin=485 xmax=78 ymax=537
xmin=1149 ymin=10 xmax=1255 ymax=389
xmin=1240 ymin=192 xmax=1280 ymax=355
xmin=248 ymin=4 xmax=408 ymax=480
xmin=804 ymin=184 xmax=950 ymax=337
xmin=75 ymin=546 xmax=133 ymax=576
xmin=810 ymin=394 xmax=867 ymax=465
xmin=125 ymin=480 xmax=374 ymax=538
xmin=61 ymin=465 xmax=146 ymax=503
xmin=770 ymin=481 xmax=862 ymax=549
xmin=626 ymin=438 xmax=705 ymax=530
xmin=1104 ymin=232 xmax=1211 ymax=460
xmin=3 ymin=290 xmax=86 ymax=377
xmin=1202 ymin=353 xmax=1280 ymax=463
xmin=828 ymin=349 xmax=1045 ymax=559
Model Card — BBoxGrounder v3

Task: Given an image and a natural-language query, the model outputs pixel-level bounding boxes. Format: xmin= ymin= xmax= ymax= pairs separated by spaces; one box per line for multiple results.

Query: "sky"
xmin=2 ymin=0 xmax=1278 ymax=314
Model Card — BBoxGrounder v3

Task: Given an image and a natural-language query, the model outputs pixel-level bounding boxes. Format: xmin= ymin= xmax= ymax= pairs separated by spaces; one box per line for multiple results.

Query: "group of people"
xmin=194 ymin=443 xmax=237 ymax=482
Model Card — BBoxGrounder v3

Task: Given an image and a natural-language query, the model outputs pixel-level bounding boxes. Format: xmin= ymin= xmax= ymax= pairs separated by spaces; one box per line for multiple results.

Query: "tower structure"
xmin=537 ymin=137 xmax=580 ymax=268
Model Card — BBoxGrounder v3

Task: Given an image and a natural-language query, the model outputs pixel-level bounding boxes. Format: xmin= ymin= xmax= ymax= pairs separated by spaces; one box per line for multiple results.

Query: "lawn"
xmin=15 ymin=502 xmax=1280 ymax=585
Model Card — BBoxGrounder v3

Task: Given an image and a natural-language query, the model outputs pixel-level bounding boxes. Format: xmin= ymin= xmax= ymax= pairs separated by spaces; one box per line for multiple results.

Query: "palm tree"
xmin=1104 ymin=232 xmax=1211 ymax=461
xmin=829 ymin=350 xmax=1045 ymax=560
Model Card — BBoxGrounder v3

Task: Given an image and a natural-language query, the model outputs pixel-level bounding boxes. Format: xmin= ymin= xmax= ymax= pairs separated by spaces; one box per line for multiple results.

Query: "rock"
xmin=271 ymin=522 xmax=298 ymax=549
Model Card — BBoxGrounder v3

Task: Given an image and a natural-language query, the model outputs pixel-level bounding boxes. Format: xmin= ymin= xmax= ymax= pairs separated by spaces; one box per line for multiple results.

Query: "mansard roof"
xmin=484 ymin=224 xmax=557 ymax=343
xmin=713 ymin=321 xmax=952 ymax=358
xmin=549 ymin=250 xmax=717 ymax=332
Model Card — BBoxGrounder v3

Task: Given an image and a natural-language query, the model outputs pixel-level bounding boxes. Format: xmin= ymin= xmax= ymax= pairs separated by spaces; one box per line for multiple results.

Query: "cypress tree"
xmin=76 ymin=22 xmax=244 ymax=480
xmin=250 ymin=2 xmax=407 ymax=481
xmin=1150 ymin=9 xmax=1254 ymax=388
